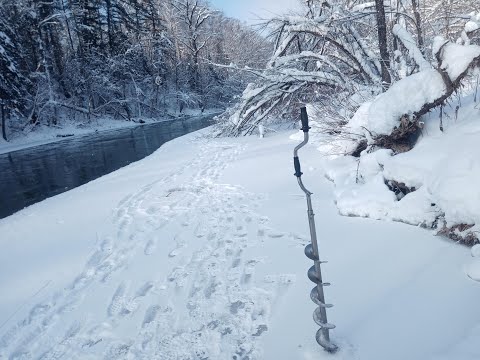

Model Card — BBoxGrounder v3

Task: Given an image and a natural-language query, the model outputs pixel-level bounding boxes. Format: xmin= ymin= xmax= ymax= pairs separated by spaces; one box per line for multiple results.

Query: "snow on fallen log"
xmin=366 ymin=69 xmax=446 ymax=136
xmin=438 ymin=42 xmax=480 ymax=81
xmin=356 ymin=39 xmax=480 ymax=138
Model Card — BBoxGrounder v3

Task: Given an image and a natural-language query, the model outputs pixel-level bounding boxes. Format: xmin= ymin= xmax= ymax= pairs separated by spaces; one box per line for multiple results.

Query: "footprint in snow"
xmin=266 ymin=229 xmax=286 ymax=239
xmin=167 ymin=267 xmax=189 ymax=287
xmin=108 ymin=282 xmax=128 ymax=317
xmin=252 ymin=324 xmax=268 ymax=337
xmin=142 ymin=305 xmax=160 ymax=328
xmin=143 ymin=238 xmax=157 ymax=256
xmin=135 ymin=281 xmax=154 ymax=298
xmin=105 ymin=341 xmax=133 ymax=359
xmin=168 ymin=246 xmax=183 ymax=258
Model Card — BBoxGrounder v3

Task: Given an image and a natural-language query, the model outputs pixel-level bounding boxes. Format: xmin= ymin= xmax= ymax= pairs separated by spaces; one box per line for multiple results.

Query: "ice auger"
xmin=293 ymin=107 xmax=337 ymax=352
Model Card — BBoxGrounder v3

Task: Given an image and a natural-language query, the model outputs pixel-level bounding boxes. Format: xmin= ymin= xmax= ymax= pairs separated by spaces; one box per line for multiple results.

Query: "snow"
xmin=320 ymin=94 xmax=480 ymax=242
xmin=466 ymin=262 xmax=480 ymax=282
xmin=472 ymin=244 xmax=480 ymax=258
xmin=440 ymin=43 xmax=480 ymax=81
xmin=342 ymin=38 xmax=479 ymax=138
xmin=366 ymin=69 xmax=446 ymax=135
xmin=350 ymin=2 xmax=375 ymax=12
xmin=433 ymin=37 xmax=480 ymax=80
xmin=467 ymin=245 xmax=480 ymax=282
xmin=465 ymin=21 xmax=479 ymax=33
xmin=392 ymin=24 xmax=431 ymax=71
xmin=432 ymin=36 xmax=449 ymax=56
xmin=465 ymin=12 xmax=480 ymax=34
xmin=1 ymin=126 xmax=480 ymax=359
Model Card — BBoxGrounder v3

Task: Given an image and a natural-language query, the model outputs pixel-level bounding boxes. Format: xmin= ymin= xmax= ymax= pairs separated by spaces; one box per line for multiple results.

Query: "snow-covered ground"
xmin=0 ymin=109 xmax=220 ymax=155
xmin=303 ymin=94 xmax=480 ymax=245
xmin=1 ymin=127 xmax=479 ymax=359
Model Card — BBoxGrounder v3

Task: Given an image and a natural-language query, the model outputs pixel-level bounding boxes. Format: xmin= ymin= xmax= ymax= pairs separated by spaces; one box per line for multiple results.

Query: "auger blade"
xmin=304 ymin=244 xmax=318 ymax=261
xmin=313 ymin=308 xmax=336 ymax=329
xmin=307 ymin=265 xmax=331 ymax=286
xmin=316 ymin=329 xmax=339 ymax=353
xmin=310 ymin=287 xmax=333 ymax=308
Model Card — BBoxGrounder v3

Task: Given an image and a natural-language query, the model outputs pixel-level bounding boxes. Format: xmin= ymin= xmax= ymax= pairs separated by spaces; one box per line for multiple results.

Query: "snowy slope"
xmin=1 ymin=129 xmax=479 ymax=359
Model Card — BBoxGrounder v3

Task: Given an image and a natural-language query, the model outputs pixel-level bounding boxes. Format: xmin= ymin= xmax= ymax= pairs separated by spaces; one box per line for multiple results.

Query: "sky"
xmin=208 ymin=0 xmax=299 ymax=24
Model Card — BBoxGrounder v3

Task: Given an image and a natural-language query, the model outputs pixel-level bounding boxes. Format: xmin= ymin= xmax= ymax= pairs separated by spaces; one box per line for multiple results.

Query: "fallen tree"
xmin=346 ymin=25 xmax=480 ymax=155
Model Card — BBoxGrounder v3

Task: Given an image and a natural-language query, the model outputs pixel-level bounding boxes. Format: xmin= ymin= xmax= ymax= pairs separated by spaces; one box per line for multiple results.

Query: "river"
xmin=0 ymin=115 xmax=213 ymax=219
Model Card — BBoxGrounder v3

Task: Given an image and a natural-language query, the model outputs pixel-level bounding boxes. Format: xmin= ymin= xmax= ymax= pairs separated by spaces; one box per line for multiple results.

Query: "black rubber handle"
xmin=300 ymin=107 xmax=311 ymax=132
xmin=294 ymin=156 xmax=302 ymax=177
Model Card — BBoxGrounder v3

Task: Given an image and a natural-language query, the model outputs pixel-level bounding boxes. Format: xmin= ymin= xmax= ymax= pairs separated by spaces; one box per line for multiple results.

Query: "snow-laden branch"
xmin=392 ymin=24 xmax=431 ymax=71
xmin=271 ymin=51 xmax=350 ymax=83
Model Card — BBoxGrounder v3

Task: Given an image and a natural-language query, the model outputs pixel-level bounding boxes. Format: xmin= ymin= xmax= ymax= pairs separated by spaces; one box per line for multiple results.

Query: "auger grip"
xmin=300 ymin=107 xmax=311 ymax=132
xmin=294 ymin=156 xmax=302 ymax=178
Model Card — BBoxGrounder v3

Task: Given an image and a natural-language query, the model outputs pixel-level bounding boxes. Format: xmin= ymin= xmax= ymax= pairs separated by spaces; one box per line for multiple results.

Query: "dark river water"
xmin=0 ymin=115 xmax=213 ymax=219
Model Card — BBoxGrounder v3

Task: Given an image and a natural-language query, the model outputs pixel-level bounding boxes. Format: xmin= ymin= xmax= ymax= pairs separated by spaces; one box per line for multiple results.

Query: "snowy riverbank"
xmin=293 ymin=94 xmax=480 ymax=245
xmin=0 ymin=109 xmax=220 ymax=155
xmin=1 ymin=128 xmax=479 ymax=359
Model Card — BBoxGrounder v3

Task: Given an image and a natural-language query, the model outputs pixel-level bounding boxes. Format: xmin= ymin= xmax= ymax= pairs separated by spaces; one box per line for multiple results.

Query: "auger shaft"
xmin=294 ymin=107 xmax=337 ymax=353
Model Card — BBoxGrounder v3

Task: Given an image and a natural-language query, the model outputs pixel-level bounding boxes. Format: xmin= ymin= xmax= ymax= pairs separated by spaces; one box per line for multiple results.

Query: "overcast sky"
xmin=208 ymin=0 xmax=299 ymax=24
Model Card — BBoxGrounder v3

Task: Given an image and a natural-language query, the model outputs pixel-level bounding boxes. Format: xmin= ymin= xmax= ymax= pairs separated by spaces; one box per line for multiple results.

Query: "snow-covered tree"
xmin=219 ymin=0 xmax=480 ymax=142
xmin=219 ymin=0 xmax=386 ymax=135
xmin=0 ymin=4 xmax=31 ymax=140
xmin=0 ymin=0 xmax=270 ymax=131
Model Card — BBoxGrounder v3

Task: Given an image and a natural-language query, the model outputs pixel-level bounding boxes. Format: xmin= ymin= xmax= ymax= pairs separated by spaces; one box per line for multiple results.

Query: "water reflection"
xmin=0 ymin=116 xmax=212 ymax=219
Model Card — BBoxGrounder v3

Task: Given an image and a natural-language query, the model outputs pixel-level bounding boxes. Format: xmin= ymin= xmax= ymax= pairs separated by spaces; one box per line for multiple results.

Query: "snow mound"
xmin=322 ymin=95 xmax=480 ymax=242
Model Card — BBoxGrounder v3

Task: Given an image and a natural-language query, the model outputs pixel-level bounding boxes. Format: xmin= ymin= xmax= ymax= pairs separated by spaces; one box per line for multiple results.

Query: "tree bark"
xmin=105 ymin=0 xmax=114 ymax=54
xmin=374 ymin=0 xmax=391 ymax=86
xmin=411 ymin=0 xmax=425 ymax=54
xmin=1 ymin=102 xmax=7 ymax=141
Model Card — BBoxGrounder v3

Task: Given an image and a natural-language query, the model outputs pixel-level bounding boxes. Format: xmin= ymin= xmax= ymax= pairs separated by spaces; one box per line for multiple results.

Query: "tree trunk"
xmin=105 ymin=0 xmax=114 ymax=54
xmin=375 ymin=0 xmax=391 ymax=86
xmin=1 ymin=102 xmax=7 ymax=141
xmin=61 ymin=0 xmax=75 ymax=53
xmin=411 ymin=0 xmax=425 ymax=54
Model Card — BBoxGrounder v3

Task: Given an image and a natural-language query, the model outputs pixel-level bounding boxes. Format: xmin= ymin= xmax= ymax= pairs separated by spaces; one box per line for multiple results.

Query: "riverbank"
xmin=0 ymin=128 xmax=479 ymax=359
xmin=0 ymin=109 xmax=221 ymax=155
xmin=0 ymin=116 xmax=213 ymax=219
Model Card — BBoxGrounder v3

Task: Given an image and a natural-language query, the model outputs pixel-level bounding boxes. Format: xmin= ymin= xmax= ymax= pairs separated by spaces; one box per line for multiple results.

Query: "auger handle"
xmin=294 ymin=157 xmax=302 ymax=178
xmin=300 ymin=107 xmax=311 ymax=132
xmin=294 ymin=107 xmax=312 ymax=178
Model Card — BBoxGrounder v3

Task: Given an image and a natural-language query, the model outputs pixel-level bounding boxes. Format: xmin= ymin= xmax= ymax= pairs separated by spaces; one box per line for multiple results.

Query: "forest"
xmin=0 ymin=0 xmax=270 ymax=140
